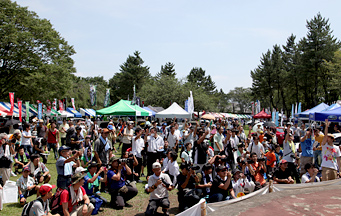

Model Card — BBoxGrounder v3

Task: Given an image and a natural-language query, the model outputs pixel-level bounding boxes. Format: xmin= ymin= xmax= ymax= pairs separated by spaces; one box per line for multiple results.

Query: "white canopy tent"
xmin=155 ymin=102 xmax=191 ymax=119
xmin=58 ymin=110 xmax=74 ymax=118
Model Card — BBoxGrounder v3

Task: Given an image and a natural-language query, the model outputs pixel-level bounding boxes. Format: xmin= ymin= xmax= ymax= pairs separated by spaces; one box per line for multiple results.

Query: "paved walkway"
xmin=210 ymin=184 xmax=341 ymax=216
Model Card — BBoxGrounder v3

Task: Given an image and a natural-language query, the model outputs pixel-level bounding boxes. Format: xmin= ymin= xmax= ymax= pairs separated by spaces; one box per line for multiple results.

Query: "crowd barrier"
xmin=176 ymin=179 xmax=341 ymax=215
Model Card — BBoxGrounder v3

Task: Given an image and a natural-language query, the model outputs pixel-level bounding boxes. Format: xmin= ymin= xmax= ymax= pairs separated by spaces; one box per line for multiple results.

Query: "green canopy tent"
xmin=96 ymin=99 xmax=150 ymax=116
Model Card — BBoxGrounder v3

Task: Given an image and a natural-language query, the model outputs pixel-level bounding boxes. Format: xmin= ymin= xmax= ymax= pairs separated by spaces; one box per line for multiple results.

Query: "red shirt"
xmin=60 ymin=186 xmax=86 ymax=213
xmin=47 ymin=129 xmax=58 ymax=144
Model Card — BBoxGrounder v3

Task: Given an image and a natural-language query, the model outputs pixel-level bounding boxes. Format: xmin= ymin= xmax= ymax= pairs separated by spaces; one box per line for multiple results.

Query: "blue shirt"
xmin=83 ymin=174 xmax=101 ymax=195
xmin=107 ymin=167 xmax=126 ymax=190
xmin=56 ymin=156 xmax=75 ymax=176
xmin=301 ymin=138 xmax=314 ymax=157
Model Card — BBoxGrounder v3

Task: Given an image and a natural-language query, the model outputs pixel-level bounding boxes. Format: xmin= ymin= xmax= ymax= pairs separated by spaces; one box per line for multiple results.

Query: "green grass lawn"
xmin=1 ymin=142 xmax=179 ymax=216
xmin=1 ymin=126 xmax=252 ymax=215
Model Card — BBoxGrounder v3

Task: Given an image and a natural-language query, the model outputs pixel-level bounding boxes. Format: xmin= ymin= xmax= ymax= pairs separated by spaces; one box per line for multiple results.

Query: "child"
xmin=265 ymin=145 xmax=276 ymax=178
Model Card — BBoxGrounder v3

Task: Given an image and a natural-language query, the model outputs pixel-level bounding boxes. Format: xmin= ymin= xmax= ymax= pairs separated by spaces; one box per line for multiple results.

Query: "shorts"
xmin=322 ymin=167 xmax=338 ymax=181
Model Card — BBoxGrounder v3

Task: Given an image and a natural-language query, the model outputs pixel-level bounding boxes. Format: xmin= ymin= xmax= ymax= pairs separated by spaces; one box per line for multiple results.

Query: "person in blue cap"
xmin=56 ymin=145 xmax=81 ymax=189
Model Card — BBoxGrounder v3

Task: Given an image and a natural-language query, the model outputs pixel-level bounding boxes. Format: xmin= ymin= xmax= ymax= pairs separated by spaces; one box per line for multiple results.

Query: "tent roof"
xmin=96 ymin=100 xmax=150 ymax=116
xmin=80 ymin=108 xmax=95 ymax=117
xmin=58 ymin=110 xmax=74 ymax=117
xmin=310 ymin=106 xmax=341 ymax=122
xmin=295 ymin=102 xmax=329 ymax=118
xmin=147 ymin=105 xmax=164 ymax=113
xmin=142 ymin=107 xmax=155 ymax=116
xmin=66 ymin=107 xmax=82 ymax=118
xmin=155 ymin=102 xmax=191 ymax=119
xmin=253 ymin=109 xmax=272 ymax=119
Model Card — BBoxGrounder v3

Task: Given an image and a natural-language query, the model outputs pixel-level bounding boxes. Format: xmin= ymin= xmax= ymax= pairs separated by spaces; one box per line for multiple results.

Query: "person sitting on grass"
xmin=14 ymin=146 xmax=30 ymax=174
xmin=17 ymin=167 xmax=39 ymax=206
xmin=25 ymin=184 xmax=58 ymax=216
xmin=26 ymin=154 xmax=51 ymax=185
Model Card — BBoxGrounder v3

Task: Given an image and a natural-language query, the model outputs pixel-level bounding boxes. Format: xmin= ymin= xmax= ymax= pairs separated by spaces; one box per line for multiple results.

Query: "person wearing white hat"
xmin=145 ymin=162 xmax=173 ymax=216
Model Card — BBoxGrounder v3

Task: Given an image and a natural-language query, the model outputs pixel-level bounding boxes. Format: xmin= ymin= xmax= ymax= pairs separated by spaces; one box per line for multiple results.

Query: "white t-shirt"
xmin=132 ymin=136 xmax=144 ymax=158
xmin=247 ymin=142 xmax=265 ymax=158
xmin=167 ymin=132 xmax=178 ymax=148
xmin=181 ymin=150 xmax=193 ymax=164
xmin=148 ymin=173 xmax=172 ymax=200
xmin=301 ymin=172 xmax=320 ymax=183
xmin=174 ymin=129 xmax=181 ymax=141
xmin=21 ymin=130 xmax=32 ymax=146
xmin=321 ymin=144 xmax=341 ymax=170
xmin=163 ymin=160 xmax=179 ymax=186
xmin=282 ymin=141 xmax=295 ymax=163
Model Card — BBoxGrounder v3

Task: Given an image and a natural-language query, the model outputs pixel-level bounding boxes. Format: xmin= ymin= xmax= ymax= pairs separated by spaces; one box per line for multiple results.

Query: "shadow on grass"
xmin=5 ymin=202 xmax=21 ymax=208
xmin=134 ymin=206 xmax=179 ymax=216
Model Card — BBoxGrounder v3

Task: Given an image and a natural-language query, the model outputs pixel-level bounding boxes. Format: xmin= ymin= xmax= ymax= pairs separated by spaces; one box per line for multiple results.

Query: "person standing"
xmin=0 ymin=133 xmax=15 ymax=185
xmin=59 ymin=119 xmax=69 ymax=146
xmin=313 ymin=127 xmax=324 ymax=169
xmin=122 ymin=123 xmax=134 ymax=155
xmin=132 ymin=127 xmax=144 ymax=182
xmin=22 ymin=123 xmax=35 ymax=155
xmin=213 ymin=126 xmax=224 ymax=155
xmin=282 ymin=127 xmax=300 ymax=183
xmin=145 ymin=127 xmax=164 ymax=176
xmin=45 ymin=120 xmax=59 ymax=160
xmin=36 ymin=120 xmax=47 ymax=139
xmin=300 ymin=128 xmax=314 ymax=176
xmin=167 ymin=126 xmax=178 ymax=152
xmin=320 ymin=119 xmax=341 ymax=181
xmin=94 ymin=128 xmax=113 ymax=192
xmin=65 ymin=121 xmax=75 ymax=147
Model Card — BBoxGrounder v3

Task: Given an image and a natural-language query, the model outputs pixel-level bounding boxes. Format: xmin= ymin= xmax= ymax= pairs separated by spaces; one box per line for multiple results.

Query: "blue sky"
xmin=15 ymin=0 xmax=341 ymax=93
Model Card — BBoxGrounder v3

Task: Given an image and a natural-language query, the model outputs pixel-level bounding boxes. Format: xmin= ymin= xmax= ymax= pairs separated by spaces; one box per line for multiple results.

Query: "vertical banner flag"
xmin=291 ymin=104 xmax=294 ymax=119
xmin=295 ymin=103 xmax=298 ymax=114
xmin=188 ymin=91 xmax=194 ymax=115
xmin=280 ymin=109 xmax=284 ymax=127
xmin=71 ymin=98 xmax=75 ymax=110
xmin=9 ymin=92 xmax=14 ymax=114
xmin=275 ymin=111 xmax=279 ymax=127
xmin=59 ymin=100 xmax=64 ymax=111
xmin=185 ymin=100 xmax=188 ymax=112
xmin=104 ymin=88 xmax=110 ymax=107
xmin=46 ymin=100 xmax=52 ymax=112
xmin=90 ymin=84 xmax=97 ymax=106
xmin=18 ymin=100 xmax=22 ymax=122
xmin=136 ymin=97 xmax=140 ymax=107
xmin=38 ymin=103 xmax=42 ymax=120
xmin=251 ymin=102 xmax=254 ymax=116
xmin=255 ymin=101 xmax=258 ymax=114
xmin=272 ymin=108 xmax=275 ymax=122
xmin=298 ymin=102 xmax=302 ymax=114
xmin=25 ymin=101 xmax=30 ymax=122
xmin=52 ymin=99 xmax=57 ymax=110
xmin=64 ymin=98 xmax=67 ymax=111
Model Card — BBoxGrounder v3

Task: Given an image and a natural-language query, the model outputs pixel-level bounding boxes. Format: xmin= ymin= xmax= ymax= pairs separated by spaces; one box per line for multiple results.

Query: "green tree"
xmin=187 ymin=67 xmax=216 ymax=94
xmin=109 ymin=51 xmax=150 ymax=103
xmin=0 ymin=0 xmax=76 ymax=102
xmin=156 ymin=62 xmax=176 ymax=78
xmin=228 ymin=87 xmax=252 ymax=113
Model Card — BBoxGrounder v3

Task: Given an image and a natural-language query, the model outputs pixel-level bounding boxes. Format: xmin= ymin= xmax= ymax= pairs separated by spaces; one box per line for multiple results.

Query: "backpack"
xmin=22 ymin=198 xmax=44 ymax=216
xmin=50 ymin=187 xmax=71 ymax=214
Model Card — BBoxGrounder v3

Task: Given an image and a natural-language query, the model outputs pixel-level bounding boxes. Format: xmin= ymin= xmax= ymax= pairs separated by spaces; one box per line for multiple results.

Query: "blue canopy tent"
xmin=142 ymin=107 xmax=156 ymax=116
xmin=66 ymin=107 xmax=82 ymax=117
xmin=79 ymin=108 xmax=95 ymax=117
xmin=309 ymin=106 xmax=341 ymax=122
xmin=295 ymin=102 xmax=329 ymax=119
xmin=322 ymin=103 xmax=341 ymax=112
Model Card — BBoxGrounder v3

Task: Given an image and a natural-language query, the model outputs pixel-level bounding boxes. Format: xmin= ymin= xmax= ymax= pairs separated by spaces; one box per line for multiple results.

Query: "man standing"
xmin=145 ymin=162 xmax=173 ymax=215
xmin=0 ymin=133 xmax=15 ymax=185
xmin=167 ymin=126 xmax=178 ymax=152
xmin=213 ymin=126 xmax=224 ymax=155
xmin=94 ymin=128 xmax=112 ymax=192
xmin=320 ymin=119 xmax=341 ymax=181
xmin=145 ymin=128 xmax=164 ymax=176
xmin=70 ymin=126 xmax=84 ymax=151
xmin=132 ymin=127 xmax=144 ymax=182
xmin=65 ymin=121 xmax=75 ymax=147
xmin=282 ymin=127 xmax=300 ymax=183
xmin=59 ymin=119 xmax=69 ymax=146
xmin=300 ymin=128 xmax=314 ymax=176
xmin=314 ymin=127 xmax=324 ymax=169
xmin=122 ymin=123 xmax=134 ymax=155
xmin=247 ymin=135 xmax=264 ymax=158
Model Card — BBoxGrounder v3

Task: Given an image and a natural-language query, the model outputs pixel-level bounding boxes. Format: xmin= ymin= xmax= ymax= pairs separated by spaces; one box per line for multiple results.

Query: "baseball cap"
xmin=109 ymin=156 xmax=119 ymax=164
xmin=107 ymin=125 xmax=114 ymax=130
xmin=102 ymin=128 xmax=109 ymax=133
xmin=23 ymin=166 xmax=30 ymax=172
xmin=280 ymin=159 xmax=288 ymax=164
xmin=59 ymin=145 xmax=71 ymax=152
xmin=88 ymin=161 xmax=98 ymax=168
xmin=75 ymin=167 xmax=87 ymax=174
xmin=152 ymin=162 xmax=161 ymax=169
xmin=216 ymin=165 xmax=227 ymax=172
xmin=39 ymin=184 xmax=56 ymax=196
xmin=163 ymin=123 xmax=167 ymax=126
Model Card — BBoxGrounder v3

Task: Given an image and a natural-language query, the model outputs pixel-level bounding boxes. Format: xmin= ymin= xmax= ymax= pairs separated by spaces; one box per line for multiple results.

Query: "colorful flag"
xmin=38 ymin=103 xmax=42 ymax=120
xmin=25 ymin=101 xmax=30 ymax=122
xmin=104 ymin=89 xmax=110 ymax=107
xmin=298 ymin=102 xmax=302 ymax=114
xmin=71 ymin=98 xmax=75 ymax=110
xmin=90 ymin=85 xmax=97 ymax=106
xmin=59 ymin=100 xmax=64 ymax=111
xmin=295 ymin=103 xmax=298 ymax=114
xmin=291 ymin=104 xmax=294 ymax=119
xmin=275 ymin=111 xmax=279 ymax=127
xmin=9 ymin=92 xmax=14 ymax=114
xmin=18 ymin=100 xmax=22 ymax=122
xmin=46 ymin=100 xmax=52 ymax=112
xmin=280 ymin=109 xmax=284 ymax=127
xmin=52 ymin=99 xmax=57 ymax=110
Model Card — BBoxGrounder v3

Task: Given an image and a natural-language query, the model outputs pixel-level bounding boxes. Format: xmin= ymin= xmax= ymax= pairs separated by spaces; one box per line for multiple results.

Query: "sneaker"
xmin=11 ymin=171 xmax=17 ymax=177
xmin=141 ymin=173 xmax=145 ymax=177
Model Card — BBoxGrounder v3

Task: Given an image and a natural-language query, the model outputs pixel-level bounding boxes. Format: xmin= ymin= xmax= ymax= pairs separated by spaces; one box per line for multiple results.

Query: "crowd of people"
xmin=0 ymin=116 xmax=341 ymax=216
